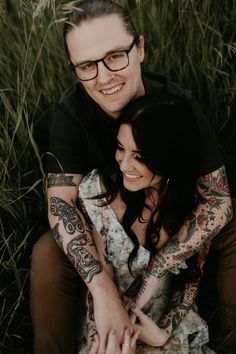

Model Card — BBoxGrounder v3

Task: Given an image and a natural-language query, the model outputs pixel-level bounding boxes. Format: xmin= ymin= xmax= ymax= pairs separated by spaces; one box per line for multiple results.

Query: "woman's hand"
xmin=89 ymin=329 xmax=140 ymax=354
xmin=130 ymin=304 xmax=170 ymax=347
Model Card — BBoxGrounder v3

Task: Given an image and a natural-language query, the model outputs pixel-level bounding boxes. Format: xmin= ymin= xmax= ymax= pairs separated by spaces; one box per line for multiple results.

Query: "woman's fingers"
xmin=122 ymin=328 xmax=140 ymax=354
xmin=130 ymin=329 xmax=140 ymax=348
xmin=129 ymin=312 xmax=137 ymax=325
xmin=130 ymin=303 xmax=145 ymax=321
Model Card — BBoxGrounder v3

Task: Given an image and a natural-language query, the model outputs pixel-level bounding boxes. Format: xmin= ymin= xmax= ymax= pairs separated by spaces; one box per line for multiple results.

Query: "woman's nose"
xmin=119 ymin=155 xmax=131 ymax=172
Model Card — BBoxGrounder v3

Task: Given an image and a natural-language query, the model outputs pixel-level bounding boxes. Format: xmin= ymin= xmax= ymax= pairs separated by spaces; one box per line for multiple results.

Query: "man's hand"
xmin=130 ymin=304 xmax=170 ymax=347
xmin=89 ymin=329 xmax=140 ymax=354
xmin=93 ymin=285 xmax=134 ymax=354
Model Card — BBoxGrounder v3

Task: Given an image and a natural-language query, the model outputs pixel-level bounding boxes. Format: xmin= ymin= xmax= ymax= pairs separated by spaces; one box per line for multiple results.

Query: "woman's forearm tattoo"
xmin=67 ymin=234 xmax=103 ymax=283
xmin=125 ymin=274 xmax=148 ymax=302
xmin=50 ymin=197 xmax=85 ymax=234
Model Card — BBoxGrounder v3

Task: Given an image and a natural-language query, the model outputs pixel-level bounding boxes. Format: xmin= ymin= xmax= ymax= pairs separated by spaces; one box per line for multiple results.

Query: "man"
xmin=30 ymin=1 xmax=235 ymax=353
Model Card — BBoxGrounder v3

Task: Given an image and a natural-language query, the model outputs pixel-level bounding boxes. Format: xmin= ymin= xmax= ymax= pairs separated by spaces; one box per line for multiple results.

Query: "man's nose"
xmin=96 ymin=61 xmax=114 ymax=84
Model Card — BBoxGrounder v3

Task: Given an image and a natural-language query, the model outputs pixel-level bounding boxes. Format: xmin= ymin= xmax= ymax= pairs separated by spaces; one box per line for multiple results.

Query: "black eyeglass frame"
xmin=69 ymin=36 xmax=139 ymax=81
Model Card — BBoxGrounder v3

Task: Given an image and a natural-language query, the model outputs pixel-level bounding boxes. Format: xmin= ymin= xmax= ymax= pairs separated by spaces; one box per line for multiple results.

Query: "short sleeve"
xmin=46 ymin=103 xmax=89 ymax=174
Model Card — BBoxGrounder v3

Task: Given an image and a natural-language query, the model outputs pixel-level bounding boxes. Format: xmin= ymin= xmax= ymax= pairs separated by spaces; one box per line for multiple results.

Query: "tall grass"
xmin=0 ymin=1 xmax=235 ymax=353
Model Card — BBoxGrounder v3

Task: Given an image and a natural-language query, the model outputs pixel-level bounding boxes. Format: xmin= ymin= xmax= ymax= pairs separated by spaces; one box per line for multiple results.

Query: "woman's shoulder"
xmin=79 ymin=169 xmax=101 ymax=198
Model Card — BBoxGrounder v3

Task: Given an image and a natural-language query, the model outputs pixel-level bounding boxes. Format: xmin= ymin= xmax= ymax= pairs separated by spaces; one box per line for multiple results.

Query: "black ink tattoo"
xmin=51 ymin=223 xmax=63 ymax=249
xmin=67 ymin=234 xmax=103 ymax=283
xmin=86 ymin=291 xmax=97 ymax=349
xmin=87 ymin=292 xmax=95 ymax=322
xmin=50 ymin=197 xmax=85 ymax=234
xmin=47 ymin=173 xmax=76 ymax=187
xmin=77 ymin=198 xmax=94 ymax=230
xmin=125 ymin=274 xmax=148 ymax=301
xmin=158 ymin=280 xmax=199 ymax=332
xmin=159 ymin=236 xmax=181 ymax=254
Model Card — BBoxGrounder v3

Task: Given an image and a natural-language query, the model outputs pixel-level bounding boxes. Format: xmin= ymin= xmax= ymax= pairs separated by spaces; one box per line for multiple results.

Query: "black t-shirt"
xmin=47 ymin=73 xmax=223 ymax=176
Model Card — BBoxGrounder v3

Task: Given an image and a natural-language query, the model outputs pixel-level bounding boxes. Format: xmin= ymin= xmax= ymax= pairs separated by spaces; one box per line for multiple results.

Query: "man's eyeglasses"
xmin=70 ymin=37 xmax=138 ymax=81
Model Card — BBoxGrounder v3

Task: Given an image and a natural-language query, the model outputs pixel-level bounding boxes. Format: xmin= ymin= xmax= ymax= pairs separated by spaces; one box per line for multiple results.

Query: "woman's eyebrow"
xmin=117 ymin=138 xmax=141 ymax=154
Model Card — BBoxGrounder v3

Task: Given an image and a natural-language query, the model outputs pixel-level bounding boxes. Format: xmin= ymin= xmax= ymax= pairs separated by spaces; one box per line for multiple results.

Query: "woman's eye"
xmin=116 ymin=144 xmax=124 ymax=151
xmin=135 ymin=155 xmax=145 ymax=163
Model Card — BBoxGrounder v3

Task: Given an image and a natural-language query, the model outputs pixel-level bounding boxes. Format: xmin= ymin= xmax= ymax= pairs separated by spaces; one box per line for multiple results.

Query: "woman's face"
xmin=115 ymin=123 xmax=162 ymax=192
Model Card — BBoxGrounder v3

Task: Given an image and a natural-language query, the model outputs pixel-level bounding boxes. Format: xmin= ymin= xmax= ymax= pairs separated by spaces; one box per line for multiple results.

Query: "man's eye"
xmin=107 ymin=52 xmax=126 ymax=62
xmin=78 ymin=62 xmax=96 ymax=72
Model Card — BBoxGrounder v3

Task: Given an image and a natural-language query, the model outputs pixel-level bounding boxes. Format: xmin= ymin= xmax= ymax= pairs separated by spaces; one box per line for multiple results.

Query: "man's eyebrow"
xmin=74 ymin=43 xmax=132 ymax=66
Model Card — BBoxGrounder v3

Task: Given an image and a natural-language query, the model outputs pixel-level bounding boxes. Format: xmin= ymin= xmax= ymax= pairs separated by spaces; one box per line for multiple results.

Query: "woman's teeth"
xmin=124 ymin=172 xmax=141 ymax=179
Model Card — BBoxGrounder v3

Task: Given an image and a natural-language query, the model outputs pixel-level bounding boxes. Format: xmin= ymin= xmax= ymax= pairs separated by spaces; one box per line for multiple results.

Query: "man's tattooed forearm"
xmin=51 ymin=223 xmax=64 ymax=249
xmin=198 ymin=166 xmax=230 ymax=197
xmin=158 ymin=281 xmax=198 ymax=332
xmin=125 ymin=274 xmax=148 ymax=301
xmin=86 ymin=292 xmax=97 ymax=350
xmin=67 ymin=234 xmax=103 ymax=283
xmin=87 ymin=292 xmax=95 ymax=321
xmin=50 ymin=197 xmax=85 ymax=234
xmin=47 ymin=173 xmax=76 ymax=187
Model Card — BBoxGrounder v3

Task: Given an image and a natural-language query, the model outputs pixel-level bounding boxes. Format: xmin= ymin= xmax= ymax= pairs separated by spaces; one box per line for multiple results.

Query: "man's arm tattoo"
xmin=50 ymin=196 xmax=85 ymax=234
xmin=49 ymin=196 xmax=103 ymax=283
xmin=67 ymin=234 xmax=103 ymax=283
xmin=86 ymin=292 xmax=98 ymax=349
xmin=51 ymin=223 xmax=64 ymax=249
xmin=47 ymin=173 xmax=76 ymax=187
xmin=158 ymin=280 xmax=199 ymax=333
xmin=146 ymin=166 xmax=232 ymax=278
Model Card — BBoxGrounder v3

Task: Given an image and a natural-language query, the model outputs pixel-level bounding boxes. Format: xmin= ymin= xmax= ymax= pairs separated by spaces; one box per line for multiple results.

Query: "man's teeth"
xmin=102 ymin=84 xmax=122 ymax=95
xmin=125 ymin=173 xmax=141 ymax=179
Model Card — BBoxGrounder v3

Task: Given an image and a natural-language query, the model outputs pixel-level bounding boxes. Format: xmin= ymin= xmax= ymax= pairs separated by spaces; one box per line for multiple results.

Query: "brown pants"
xmin=197 ymin=198 xmax=236 ymax=353
xmin=30 ymin=199 xmax=236 ymax=354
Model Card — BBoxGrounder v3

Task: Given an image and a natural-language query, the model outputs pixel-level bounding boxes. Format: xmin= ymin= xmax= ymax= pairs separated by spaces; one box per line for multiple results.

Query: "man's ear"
xmin=137 ymin=35 xmax=145 ymax=63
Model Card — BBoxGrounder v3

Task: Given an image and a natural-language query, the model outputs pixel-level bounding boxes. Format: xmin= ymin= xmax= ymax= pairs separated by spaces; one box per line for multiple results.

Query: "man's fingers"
xmin=89 ymin=335 xmax=99 ymax=354
xmin=97 ymin=337 xmax=106 ymax=354
xmin=105 ymin=330 xmax=121 ymax=354
xmin=122 ymin=329 xmax=131 ymax=354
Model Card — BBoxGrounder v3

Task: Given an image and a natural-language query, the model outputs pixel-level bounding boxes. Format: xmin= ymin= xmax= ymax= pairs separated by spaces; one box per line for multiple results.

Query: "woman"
xmin=78 ymin=95 xmax=214 ymax=353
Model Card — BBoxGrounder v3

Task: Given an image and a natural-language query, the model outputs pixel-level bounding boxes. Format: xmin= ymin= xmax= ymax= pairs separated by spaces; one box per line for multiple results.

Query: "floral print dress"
xmin=78 ymin=169 xmax=215 ymax=354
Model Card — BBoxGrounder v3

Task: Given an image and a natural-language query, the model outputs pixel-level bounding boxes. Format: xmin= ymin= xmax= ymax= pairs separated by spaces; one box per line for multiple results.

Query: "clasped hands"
xmin=89 ymin=273 xmax=170 ymax=353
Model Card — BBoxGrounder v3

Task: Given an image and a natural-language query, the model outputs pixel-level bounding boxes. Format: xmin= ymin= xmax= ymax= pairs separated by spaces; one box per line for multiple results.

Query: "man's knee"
xmin=30 ymin=230 xmax=80 ymax=287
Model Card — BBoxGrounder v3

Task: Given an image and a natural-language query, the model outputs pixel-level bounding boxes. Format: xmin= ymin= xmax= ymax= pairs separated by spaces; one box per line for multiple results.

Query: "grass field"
xmin=0 ymin=0 xmax=235 ymax=353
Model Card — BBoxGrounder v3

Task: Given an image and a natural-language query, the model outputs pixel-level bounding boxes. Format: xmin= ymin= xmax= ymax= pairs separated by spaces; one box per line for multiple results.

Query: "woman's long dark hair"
xmin=100 ymin=94 xmax=202 ymax=283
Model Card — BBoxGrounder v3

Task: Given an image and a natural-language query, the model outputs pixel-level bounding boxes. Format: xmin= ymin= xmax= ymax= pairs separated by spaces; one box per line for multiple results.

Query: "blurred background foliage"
xmin=0 ymin=0 xmax=235 ymax=352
